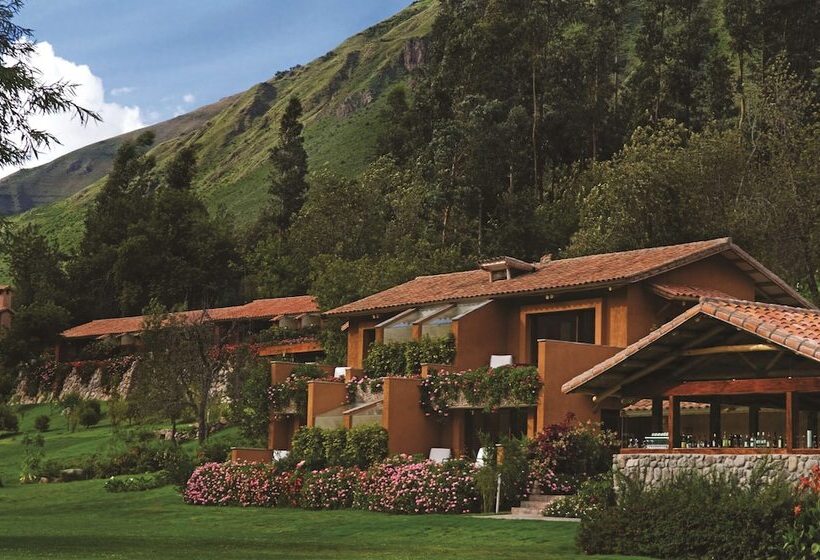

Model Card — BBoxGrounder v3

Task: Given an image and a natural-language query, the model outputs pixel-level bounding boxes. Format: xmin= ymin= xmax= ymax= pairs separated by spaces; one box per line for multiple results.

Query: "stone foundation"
xmin=614 ymin=453 xmax=820 ymax=486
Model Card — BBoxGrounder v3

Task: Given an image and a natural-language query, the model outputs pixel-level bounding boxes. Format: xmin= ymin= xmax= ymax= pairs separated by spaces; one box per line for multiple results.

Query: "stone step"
xmin=525 ymin=494 xmax=563 ymax=504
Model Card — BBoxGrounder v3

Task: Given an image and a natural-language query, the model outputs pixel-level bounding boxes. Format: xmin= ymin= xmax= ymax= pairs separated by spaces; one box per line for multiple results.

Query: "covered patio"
xmin=563 ymin=298 xmax=820 ymax=454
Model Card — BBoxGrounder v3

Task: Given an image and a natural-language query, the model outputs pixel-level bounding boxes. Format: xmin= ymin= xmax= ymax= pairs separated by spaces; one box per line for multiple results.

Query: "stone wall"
xmin=614 ymin=453 xmax=820 ymax=486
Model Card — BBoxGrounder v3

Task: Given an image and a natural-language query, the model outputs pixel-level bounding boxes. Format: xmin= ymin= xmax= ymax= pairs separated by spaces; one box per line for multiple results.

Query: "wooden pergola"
xmin=563 ymin=298 xmax=820 ymax=454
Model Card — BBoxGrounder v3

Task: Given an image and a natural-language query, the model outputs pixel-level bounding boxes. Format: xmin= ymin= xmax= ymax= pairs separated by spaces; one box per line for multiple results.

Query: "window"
xmin=529 ymin=308 xmax=596 ymax=361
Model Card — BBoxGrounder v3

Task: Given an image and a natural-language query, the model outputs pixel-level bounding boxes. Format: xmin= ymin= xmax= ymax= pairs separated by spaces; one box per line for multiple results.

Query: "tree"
xmin=137 ymin=301 xmax=233 ymax=443
xmin=0 ymin=0 xmax=99 ymax=169
xmin=269 ymin=96 xmax=308 ymax=232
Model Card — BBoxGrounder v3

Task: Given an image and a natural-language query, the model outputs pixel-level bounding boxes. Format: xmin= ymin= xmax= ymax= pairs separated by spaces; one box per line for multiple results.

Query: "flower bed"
xmin=185 ymin=456 xmax=480 ymax=514
xmin=345 ymin=377 xmax=384 ymax=404
xmin=354 ymin=455 xmax=479 ymax=514
xmin=419 ymin=366 xmax=541 ymax=416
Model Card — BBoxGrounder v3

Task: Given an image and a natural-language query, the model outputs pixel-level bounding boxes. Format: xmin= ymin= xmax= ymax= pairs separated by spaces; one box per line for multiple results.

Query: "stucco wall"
xmin=614 ymin=453 xmax=820 ymax=486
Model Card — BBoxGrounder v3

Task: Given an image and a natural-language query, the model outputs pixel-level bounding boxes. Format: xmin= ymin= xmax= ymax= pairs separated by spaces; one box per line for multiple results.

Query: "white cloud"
xmin=0 ymin=42 xmax=146 ymax=178
xmin=110 ymin=86 xmax=135 ymax=96
xmin=182 ymin=93 xmax=195 ymax=104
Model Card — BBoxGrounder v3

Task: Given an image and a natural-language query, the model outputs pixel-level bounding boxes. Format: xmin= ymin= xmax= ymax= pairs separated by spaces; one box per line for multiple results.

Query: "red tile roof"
xmin=563 ymin=297 xmax=820 ymax=394
xmin=61 ymin=296 xmax=318 ymax=339
xmin=649 ymin=282 xmax=731 ymax=301
xmin=327 ymin=238 xmax=810 ymax=316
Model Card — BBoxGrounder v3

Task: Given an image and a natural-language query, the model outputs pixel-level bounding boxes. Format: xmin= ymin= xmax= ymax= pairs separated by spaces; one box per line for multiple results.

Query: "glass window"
xmin=529 ymin=308 xmax=595 ymax=360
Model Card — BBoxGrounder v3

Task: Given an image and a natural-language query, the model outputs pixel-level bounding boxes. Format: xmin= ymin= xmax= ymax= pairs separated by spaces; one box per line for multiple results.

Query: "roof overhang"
xmin=563 ymin=298 xmax=820 ymax=399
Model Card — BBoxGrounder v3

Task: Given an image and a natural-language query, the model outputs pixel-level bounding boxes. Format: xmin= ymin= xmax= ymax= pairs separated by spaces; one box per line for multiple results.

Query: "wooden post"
xmin=668 ymin=396 xmax=681 ymax=449
xmin=786 ymin=392 xmax=794 ymax=452
xmin=709 ymin=401 xmax=721 ymax=443
xmin=748 ymin=405 xmax=760 ymax=436
xmin=651 ymin=398 xmax=664 ymax=433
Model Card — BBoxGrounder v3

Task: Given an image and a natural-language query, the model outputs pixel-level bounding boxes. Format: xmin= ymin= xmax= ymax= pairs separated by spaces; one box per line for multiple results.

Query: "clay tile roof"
xmin=327 ymin=239 xmax=734 ymax=316
xmin=61 ymin=296 xmax=319 ymax=339
xmin=649 ymin=282 xmax=731 ymax=301
xmin=563 ymin=298 xmax=820 ymax=395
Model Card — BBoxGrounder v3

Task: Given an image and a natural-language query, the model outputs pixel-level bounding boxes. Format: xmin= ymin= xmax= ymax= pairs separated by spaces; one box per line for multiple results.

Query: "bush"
xmin=0 ymin=404 xmax=19 ymax=432
xmin=322 ymin=428 xmax=347 ymax=467
xmin=529 ymin=415 xmax=617 ymax=494
xmin=578 ymin=467 xmax=794 ymax=559
xmin=78 ymin=400 xmax=103 ymax=428
xmin=291 ymin=426 xmax=326 ymax=470
xmin=300 ymin=466 xmax=363 ymax=510
xmin=196 ymin=441 xmax=231 ymax=464
xmin=354 ymin=455 xmax=479 ymax=514
xmin=783 ymin=465 xmax=820 ymax=559
xmin=475 ymin=436 xmax=531 ymax=512
xmin=34 ymin=414 xmax=50 ymax=432
xmin=364 ymin=335 xmax=455 ymax=377
xmin=543 ymin=474 xmax=615 ymax=518
xmin=343 ymin=425 xmax=388 ymax=468
xmin=184 ymin=462 xmax=303 ymax=507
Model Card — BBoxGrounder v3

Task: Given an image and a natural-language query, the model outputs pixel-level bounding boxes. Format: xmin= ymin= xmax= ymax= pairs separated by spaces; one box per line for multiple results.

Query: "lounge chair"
xmin=429 ymin=448 xmax=452 ymax=463
xmin=489 ymin=354 xmax=514 ymax=369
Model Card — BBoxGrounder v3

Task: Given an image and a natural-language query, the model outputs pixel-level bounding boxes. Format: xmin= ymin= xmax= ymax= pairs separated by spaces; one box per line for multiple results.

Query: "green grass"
xmin=0 ymin=481 xmax=649 ymax=560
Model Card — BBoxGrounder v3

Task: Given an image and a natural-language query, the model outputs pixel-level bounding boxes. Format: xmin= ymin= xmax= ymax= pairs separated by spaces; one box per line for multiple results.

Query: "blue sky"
xmin=3 ymin=1 xmax=411 ymax=176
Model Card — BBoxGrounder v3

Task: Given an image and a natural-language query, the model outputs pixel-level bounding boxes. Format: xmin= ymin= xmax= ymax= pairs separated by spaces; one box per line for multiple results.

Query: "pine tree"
xmin=269 ymin=96 xmax=308 ymax=232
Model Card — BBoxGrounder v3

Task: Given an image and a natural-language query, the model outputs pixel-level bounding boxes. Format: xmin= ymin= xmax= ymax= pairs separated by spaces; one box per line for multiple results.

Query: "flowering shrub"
xmin=345 ymin=376 xmax=383 ymax=404
xmin=528 ymin=415 xmax=618 ymax=494
xmin=25 ymin=360 xmax=73 ymax=397
xmin=354 ymin=455 xmax=479 ymax=514
xmin=291 ymin=425 xmax=389 ymax=469
xmin=783 ymin=465 xmax=820 ymax=559
xmin=542 ymin=475 xmax=614 ymax=518
xmin=419 ymin=365 xmax=541 ymax=416
xmin=300 ymin=466 xmax=363 ymax=509
xmin=104 ymin=472 xmax=169 ymax=492
xmin=267 ymin=364 xmax=329 ymax=417
xmin=184 ymin=462 xmax=303 ymax=507
xmin=254 ymin=325 xmax=320 ymax=345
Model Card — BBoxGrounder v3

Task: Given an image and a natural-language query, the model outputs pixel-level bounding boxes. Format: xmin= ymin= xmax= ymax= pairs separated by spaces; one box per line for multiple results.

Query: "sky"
xmin=1 ymin=0 xmax=412 ymax=177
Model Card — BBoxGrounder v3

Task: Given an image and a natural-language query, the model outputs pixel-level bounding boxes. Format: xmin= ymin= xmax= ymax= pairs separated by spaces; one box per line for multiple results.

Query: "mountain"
xmin=2 ymin=0 xmax=436 ymax=251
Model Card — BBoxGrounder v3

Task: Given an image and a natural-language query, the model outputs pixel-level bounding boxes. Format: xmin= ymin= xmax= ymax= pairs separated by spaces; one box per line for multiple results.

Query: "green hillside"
xmin=6 ymin=0 xmax=436 ymax=253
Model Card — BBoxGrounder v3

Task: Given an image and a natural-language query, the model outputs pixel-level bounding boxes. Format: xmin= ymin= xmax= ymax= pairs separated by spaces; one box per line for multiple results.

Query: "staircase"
xmin=509 ymin=494 xmax=563 ymax=518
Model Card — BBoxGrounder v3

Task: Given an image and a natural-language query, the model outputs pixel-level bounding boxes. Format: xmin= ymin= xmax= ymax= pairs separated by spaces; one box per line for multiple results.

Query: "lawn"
xmin=0 ymin=404 xmax=650 ymax=559
xmin=0 ymin=481 xmax=649 ymax=560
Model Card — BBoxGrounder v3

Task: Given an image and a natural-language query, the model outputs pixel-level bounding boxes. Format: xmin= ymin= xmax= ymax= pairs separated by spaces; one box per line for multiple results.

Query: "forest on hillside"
xmin=0 ymin=0 xmax=818 ymax=389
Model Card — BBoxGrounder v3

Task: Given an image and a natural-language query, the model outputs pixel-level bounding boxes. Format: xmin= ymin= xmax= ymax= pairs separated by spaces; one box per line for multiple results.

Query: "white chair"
xmin=475 ymin=447 xmax=489 ymax=467
xmin=489 ymin=354 xmax=514 ymax=369
xmin=429 ymin=448 xmax=452 ymax=463
xmin=334 ymin=367 xmax=349 ymax=380
xmin=272 ymin=450 xmax=289 ymax=461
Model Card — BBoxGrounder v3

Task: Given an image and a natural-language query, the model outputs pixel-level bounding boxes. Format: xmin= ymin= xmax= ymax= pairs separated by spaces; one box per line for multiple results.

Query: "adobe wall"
xmin=346 ymin=318 xmax=380 ymax=369
xmin=615 ymin=453 xmax=820 ymax=486
xmin=382 ymin=376 xmax=441 ymax=455
xmin=452 ymin=300 xmax=511 ymax=369
xmin=537 ymin=340 xmax=623 ymax=430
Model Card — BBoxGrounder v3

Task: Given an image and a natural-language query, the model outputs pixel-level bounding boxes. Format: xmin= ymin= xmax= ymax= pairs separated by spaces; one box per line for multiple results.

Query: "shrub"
xmin=322 ymin=428 xmax=347 ymax=467
xmin=363 ymin=335 xmax=455 ymax=377
xmin=300 ymin=466 xmax=363 ymax=510
xmin=19 ymin=434 xmax=45 ymax=483
xmin=474 ymin=436 xmax=531 ymax=512
xmin=343 ymin=425 xmax=388 ymax=468
xmin=419 ymin=366 xmax=541 ymax=416
xmin=267 ymin=364 xmax=328 ymax=417
xmin=543 ymin=474 xmax=615 ymax=518
xmin=0 ymin=404 xmax=19 ymax=432
xmin=78 ymin=400 xmax=103 ymax=428
xmin=291 ymin=426 xmax=326 ymax=469
xmin=529 ymin=415 xmax=617 ymax=494
xmin=34 ymin=414 xmax=50 ymax=432
xmin=184 ymin=462 xmax=303 ymax=507
xmin=783 ymin=465 xmax=820 ymax=559
xmin=577 ymin=467 xmax=794 ymax=559
xmin=354 ymin=455 xmax=479 ymax=514
xmin=197 ymin=441 xmax=231 ymax=464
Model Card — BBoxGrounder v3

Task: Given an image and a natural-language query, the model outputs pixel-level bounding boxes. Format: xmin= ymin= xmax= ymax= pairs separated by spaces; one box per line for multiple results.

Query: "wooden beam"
xmin=669 ymin=396 xmax=681 ymax=449
xmin=681 ymin=343 xmax=779 ymax=357
xmin=651 ymin=398 xmax=664 ymax=433
xmin=665 ymin=376 xmax=820 ymax=397
xmin=594 ymin=325 xmax=726 ymax=402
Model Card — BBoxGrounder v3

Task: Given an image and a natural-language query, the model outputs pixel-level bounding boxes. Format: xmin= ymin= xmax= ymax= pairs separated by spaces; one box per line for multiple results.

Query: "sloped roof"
xmin=327 ymin=238 xmax=810 ymax=316
xmin=563 ymin=297 xmax=820 ymax=395
xmin=62 ymin=296 xmax=318 ymax=339
xmin=649 ymin=282 xmax=731 ymax=301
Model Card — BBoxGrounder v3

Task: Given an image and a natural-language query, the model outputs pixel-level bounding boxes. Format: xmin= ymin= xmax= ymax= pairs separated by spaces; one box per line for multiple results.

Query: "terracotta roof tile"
xmin=327 ymin=239 xmax=733 ymax=316
xmin=563 ymin=298 xmax=820 ymax=394
xmin=649 ymin=282 xmax=731 ymax=301
xmin=62 ymin=296 xmax=318 ymax=339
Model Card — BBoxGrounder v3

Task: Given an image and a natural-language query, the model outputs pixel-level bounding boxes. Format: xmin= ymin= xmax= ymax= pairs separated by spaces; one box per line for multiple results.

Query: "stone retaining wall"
xmin=614 ymin=453 xmax=820 ymax=486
